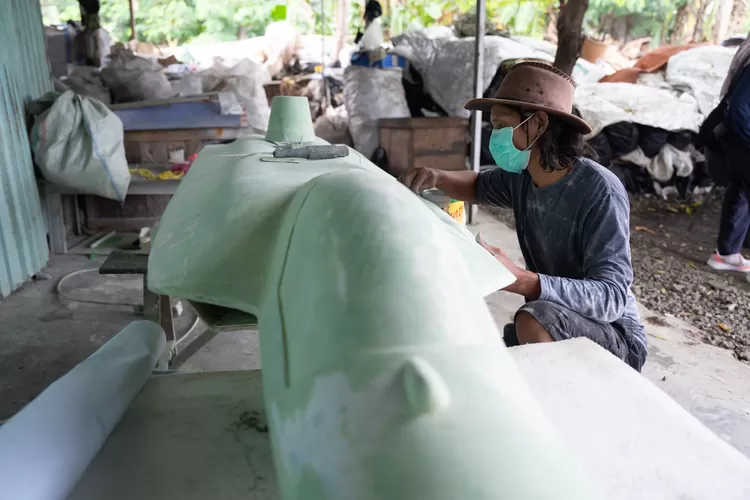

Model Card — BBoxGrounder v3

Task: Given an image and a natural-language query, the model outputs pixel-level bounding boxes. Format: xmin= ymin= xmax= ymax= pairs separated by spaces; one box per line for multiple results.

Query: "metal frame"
xmin=468 ymin=0 xmax=486 ymax=225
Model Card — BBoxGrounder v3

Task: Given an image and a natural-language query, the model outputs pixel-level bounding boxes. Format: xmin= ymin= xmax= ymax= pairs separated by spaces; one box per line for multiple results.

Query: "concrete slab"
xmin=71 ymin=342 xmax=750 ymax=500
xmin=468 ymin=209 xmax=750 ymax=458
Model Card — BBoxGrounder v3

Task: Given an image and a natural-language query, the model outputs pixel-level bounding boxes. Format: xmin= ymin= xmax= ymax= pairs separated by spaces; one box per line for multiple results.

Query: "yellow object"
xmin=448 ymin=200 xmax=466 ymax=225
xmin=129 ymin=168 xmax=185 ymax=180
xmin=129 ymin=168 xmax=157 ymax=180
xmin=158 ymin=170 xmax=185 ymax=180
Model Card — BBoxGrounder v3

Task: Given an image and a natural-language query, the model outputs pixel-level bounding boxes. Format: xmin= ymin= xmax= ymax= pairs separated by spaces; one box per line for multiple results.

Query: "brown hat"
xmin=465 ymin=61 xmax=592 ymax=135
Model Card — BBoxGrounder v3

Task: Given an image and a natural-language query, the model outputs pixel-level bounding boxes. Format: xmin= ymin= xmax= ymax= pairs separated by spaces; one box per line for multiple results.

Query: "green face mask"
xmin=488 ymin=115 xmax=539 ymax=174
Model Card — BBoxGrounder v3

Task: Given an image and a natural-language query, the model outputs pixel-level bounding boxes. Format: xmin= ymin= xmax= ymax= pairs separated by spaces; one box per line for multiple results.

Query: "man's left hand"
xmin=475 ymin=233 xmax=541 ymax=300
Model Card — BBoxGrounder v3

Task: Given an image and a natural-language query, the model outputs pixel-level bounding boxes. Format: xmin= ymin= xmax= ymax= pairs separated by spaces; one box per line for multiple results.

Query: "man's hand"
xmin=398 ymin=167 xmax=441 ymax=193
xmin=475 ymin=233 xmax=541 ymax=300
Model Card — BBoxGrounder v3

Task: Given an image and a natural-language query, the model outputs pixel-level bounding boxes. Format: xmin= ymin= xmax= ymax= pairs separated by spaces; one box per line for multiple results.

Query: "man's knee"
xmin=514 ymin=311 xmax=555 ymax=344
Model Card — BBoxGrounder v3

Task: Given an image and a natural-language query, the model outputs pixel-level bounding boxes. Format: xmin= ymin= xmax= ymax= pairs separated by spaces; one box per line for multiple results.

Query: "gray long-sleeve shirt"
xmin=475 ymin=158 xmax=647 ymax=356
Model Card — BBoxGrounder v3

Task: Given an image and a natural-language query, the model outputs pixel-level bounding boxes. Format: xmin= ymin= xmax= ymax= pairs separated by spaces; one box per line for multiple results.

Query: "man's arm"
xmin=435 ymin=169 xmax=479 ymax=202
xmin=399 ymin=168 xmax=478 ymax=201
xmin=399 ymin=166 xmax=512 ymax=208
xmin=534 ymin=188 xmax=633 ymax=323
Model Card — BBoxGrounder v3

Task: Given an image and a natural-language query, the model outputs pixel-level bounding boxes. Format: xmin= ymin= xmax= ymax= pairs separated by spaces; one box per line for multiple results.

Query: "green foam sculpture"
xmin=149 ymin=97 xmax=596 ymax=499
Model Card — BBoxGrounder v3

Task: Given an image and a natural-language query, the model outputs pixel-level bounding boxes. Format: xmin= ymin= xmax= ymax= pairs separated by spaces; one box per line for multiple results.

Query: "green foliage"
xmin=39 ymin=0 xmax=702 ymax=47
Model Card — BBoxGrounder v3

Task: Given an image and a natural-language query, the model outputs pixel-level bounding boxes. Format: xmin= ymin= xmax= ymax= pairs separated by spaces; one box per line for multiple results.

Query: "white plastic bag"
xmin=31 ymin=91 xmax=131 ymax=201
xmin=101 ymin=48 xmax=174 ymax=103
xmin=344 ymin=66 xmax=410 ymax=158
xmin=214 ymin=59 xmax=272 ymax=134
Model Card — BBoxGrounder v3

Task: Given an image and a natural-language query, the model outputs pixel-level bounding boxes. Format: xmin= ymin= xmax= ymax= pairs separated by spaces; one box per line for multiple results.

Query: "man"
xmin=399 ymin=62 xmax=648 ymax=371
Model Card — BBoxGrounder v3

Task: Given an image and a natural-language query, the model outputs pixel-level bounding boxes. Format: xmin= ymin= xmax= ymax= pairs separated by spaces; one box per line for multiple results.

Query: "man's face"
xmin=490 ymin=104 xmax=546 ymax=151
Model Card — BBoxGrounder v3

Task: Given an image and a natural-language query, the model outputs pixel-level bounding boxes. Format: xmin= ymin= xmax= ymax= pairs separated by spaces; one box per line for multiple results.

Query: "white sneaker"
xmin=707 ymin=252 xmax=750 ymax=273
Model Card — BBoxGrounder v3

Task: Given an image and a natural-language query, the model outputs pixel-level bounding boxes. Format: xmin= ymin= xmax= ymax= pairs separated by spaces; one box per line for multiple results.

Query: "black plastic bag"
xmin=609 ymin=162 xmax=653 ymax=194
xmin=585 ymin=133 xmax=611 ymax=166
xmin=638 ymin=124 xmax=670 ymax=158
xmin=667 ymin=130 xmax=695 ymax=151
xmin=603 ymin=122 xmax=639 ymax=158
xmin=402 ymin=63 xmax=447 ymax=117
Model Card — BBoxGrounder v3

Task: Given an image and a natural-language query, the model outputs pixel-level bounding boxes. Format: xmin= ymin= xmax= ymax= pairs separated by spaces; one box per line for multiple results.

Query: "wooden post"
xmin=129 ymin=0 xmax=137 ymax=41
xmin=553 ymin=0 xmax=588 ymax=76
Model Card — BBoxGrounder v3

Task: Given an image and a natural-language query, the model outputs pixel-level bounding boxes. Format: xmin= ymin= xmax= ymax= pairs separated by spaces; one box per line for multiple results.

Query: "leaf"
xmin=635 ymin=225 xmax=657 ymax=235
xmin=716 ymin=323 xmax=731 ymax=332
xmin=271 ymin=4 xmax=287 ymax=21
xmin=660 ymin=287 xmax=667 ymax=294
xmin=688 ymin=262 xmax=697 ymax=269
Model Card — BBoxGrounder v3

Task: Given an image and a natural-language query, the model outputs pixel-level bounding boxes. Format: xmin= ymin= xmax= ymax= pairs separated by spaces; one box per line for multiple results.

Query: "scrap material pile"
xmin=51 ymin=15 xmax=740 ymax=200
xmin=395 ymin=31 xmax=736 ymax=195
xmin=578 ymin=45 xmax=736 ymax=198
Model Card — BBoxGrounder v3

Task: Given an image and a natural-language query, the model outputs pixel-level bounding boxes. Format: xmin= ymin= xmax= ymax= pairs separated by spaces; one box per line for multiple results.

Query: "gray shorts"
xmin=503 ymin=300 xmax=644 ymax=371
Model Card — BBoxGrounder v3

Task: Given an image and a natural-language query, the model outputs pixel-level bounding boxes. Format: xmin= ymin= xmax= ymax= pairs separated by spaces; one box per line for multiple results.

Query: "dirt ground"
xmin=487 ymin=187 xmax=750 ymax=364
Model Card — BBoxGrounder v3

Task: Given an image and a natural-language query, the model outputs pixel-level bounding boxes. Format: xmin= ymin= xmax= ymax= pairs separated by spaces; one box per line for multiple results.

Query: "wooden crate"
xmin=378 ymin=117 xmax=469 ymax=177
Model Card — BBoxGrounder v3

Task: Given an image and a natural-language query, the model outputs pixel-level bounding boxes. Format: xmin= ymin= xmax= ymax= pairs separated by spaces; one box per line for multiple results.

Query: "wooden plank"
xmin=108 ymin=92 xmax=222 ymax=111
xmin=37 ymin=181 xmax=67 ymax=254
xmin=124 ymin=128 xmax=247 ymax=142
xmin=378 ymin=117 xmax=469 ymax=129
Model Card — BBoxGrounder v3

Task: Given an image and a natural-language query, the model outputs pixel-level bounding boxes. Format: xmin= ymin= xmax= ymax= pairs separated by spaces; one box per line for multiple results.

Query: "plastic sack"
xmin=603 ymin=122 xmax=639 ymax=158
xmin=638 ymin=125 xmax=670 ymax=158
xmin=619 ymin=147 xmax=651 ymax=169
xmin=665 ymin=46 xmax=736 ymax=115
xmin=417 ymin=36 xmax=552 ymax=118
xmin=31 ymin=91 xmax=131 ymax=201
xmin=575 ymin=82 xmax=703 ymax=137
xmin=214 ymin=59 xmax=272 ymax=134
xmin=62 ymin=66 xmax=111 ymax=104
xmin=170 ymin=73 xmax=203 ymax=97
xmin=610 ymin=162 xmax=654 ymax=194
xmin=647 ymin=144 xmax=694 ymax=182
xmin=586 ymin=133 xmax=612 ymax=166
xmin=101 ymin=48 xmax=174 ymax=103
xmin=667 ymin=130 xmax=695 ymax=151
xmin=263 ymin=22 xmax=302 ymax=78
xmin=344 ymin=66 xmax=410 ymax=158
xmin=314 ymin=106 xmax=353 ymax=146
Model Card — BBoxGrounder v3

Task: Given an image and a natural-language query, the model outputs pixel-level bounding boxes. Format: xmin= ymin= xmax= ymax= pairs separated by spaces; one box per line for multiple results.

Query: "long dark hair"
xmin=518 ymin=109 xmax=593 ymax=172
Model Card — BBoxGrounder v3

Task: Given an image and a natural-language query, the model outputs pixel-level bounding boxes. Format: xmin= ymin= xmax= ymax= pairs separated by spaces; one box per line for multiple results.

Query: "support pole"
xmin=129 ymin=0 xmax=136 ymax=41
xmin=468 ymin=0 xmax=486 ymax=225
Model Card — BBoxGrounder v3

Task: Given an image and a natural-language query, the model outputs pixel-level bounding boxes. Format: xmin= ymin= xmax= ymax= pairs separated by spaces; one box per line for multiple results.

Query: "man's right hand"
xmin=398 ymin=167 xmax=441 ymax=194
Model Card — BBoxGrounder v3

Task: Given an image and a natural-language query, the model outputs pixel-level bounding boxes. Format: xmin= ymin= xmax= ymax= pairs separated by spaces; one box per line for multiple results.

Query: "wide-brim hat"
xmin=465 ymin=61 xmax=592 ymax=135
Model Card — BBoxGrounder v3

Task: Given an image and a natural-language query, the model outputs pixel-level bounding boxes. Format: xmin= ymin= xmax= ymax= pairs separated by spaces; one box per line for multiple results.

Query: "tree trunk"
xmin=692 ymin=0 xmax=710 ymax=41
xmin=553 ymin=0 xmax=588 ymax=76
xmin=729 ymin=0 xmax=747 ymax=36
xmin=332 ymin=0 xmax=348 ymax=64
xmin=670 ymin=2 xmax=689 ymax=44
xmin=544 ymin=7 xmax=558 ymax=44
xmin=713 ymin=0 xmax=733 ymax=43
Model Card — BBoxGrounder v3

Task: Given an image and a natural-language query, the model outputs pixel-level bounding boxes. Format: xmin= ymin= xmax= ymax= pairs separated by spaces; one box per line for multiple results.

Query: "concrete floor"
xmin=2 ymin=210 xmax=750 ymax=460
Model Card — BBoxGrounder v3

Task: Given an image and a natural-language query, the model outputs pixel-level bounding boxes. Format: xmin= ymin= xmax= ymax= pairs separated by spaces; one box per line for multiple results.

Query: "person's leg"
xmin=512 ymin=300 xmax=632 ymax=366
xmin=711 ymin=137 xmax=750 ymax=271
xmin=515 ymin=311 xmax=555 ymax=344
xmin=715 ymin=180 xmax=750 ymax=256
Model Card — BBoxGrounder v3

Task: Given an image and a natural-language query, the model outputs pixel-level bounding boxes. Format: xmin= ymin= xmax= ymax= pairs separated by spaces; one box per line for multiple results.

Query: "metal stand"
xmin=468 ymin=0 xmax=486 ymax=225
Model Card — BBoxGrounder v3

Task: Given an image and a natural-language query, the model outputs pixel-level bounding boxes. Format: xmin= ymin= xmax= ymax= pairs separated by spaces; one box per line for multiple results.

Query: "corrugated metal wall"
xmin=0 ymin=0 xmax=51 ymax=298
